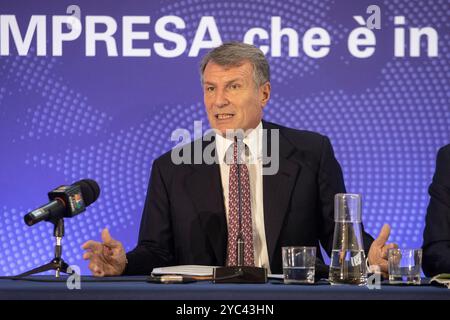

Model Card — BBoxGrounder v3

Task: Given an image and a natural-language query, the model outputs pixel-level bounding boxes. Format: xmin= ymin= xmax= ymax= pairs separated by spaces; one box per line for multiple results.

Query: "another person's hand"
xmin=368 ymin=224 xmax=398 ymax=276
xmin=82 ymin=228 xmax=127 ymax=277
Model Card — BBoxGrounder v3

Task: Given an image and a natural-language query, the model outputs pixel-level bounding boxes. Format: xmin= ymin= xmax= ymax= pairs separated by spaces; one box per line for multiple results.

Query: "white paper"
xmin=430 ymin=273 xmax=450 ymax=289
xmin=151 ymin=265 xmax=217 ymax=277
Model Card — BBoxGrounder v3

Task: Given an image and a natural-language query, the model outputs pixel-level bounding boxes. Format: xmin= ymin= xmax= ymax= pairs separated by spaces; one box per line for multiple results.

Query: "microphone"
xmin=16 ymin=179 xmax=100 ymax=278
xmin=24 ymin=179 xmax=100 ymax=226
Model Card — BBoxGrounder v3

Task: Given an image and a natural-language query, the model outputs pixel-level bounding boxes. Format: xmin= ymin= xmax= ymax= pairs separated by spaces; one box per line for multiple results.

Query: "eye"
xmin=229 ymin=83 xmax=241 ymax=90
xmin=205 ymin=86 xmax=215 ymax=92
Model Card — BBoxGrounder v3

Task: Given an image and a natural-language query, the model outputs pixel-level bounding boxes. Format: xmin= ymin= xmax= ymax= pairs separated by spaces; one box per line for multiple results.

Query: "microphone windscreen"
xmin=74 ymin=179 xmax=100 ymax=206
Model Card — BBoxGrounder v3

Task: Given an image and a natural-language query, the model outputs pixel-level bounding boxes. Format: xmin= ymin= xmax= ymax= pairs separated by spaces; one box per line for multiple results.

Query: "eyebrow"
xmin=203 ymin=78 xmax=243 ymax=86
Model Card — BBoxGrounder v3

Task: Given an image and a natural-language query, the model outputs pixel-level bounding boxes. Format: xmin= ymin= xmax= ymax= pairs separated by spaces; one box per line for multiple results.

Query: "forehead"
xmin=203 ymin=60 xmax=253 ymax=83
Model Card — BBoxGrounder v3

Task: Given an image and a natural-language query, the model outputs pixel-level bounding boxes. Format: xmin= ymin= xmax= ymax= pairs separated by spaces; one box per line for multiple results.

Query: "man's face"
xmin=203 ymin=60 xmax=270 ymax=135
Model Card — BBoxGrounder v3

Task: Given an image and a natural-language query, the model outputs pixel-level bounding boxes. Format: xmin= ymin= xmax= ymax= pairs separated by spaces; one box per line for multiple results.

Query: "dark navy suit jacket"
xmin=423 ymin=144 xmax=450 ymax=277
xmin=124 ymin=121 xmax=374 ymax=275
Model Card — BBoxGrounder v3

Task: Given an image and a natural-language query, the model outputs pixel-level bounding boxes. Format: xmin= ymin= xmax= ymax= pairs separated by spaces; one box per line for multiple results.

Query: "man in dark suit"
xmin=423 ymin=144 xmax=450 ymax=277
xmin=82 ymin=42 xmax=395 ymax=276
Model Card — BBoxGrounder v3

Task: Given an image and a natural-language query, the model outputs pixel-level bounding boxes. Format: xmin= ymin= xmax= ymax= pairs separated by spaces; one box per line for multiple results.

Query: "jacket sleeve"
xmin=422 ymin=145 xmax=450 ymax=277
xmin=123 ymin=157 xmax=175 ymax=275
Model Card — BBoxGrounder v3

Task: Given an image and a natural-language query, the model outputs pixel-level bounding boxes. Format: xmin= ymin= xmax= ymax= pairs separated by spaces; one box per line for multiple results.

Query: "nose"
xmin=213 ymin=88 xmax=229 ymax=108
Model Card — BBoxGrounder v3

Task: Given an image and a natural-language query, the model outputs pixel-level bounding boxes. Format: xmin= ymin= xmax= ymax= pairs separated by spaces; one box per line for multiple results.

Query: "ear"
xmin=260 ymin=82 xmax=271 ymax=108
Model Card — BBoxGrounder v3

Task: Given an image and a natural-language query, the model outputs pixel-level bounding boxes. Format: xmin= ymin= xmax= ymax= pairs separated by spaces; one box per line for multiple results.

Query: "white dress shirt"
xmin=215 ymin=122 xmax=271 ymax=273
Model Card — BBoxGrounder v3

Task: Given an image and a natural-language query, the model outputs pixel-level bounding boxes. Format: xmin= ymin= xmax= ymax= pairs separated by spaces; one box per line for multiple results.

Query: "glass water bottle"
xmin=329 ymin=193 xmax=367 ymax=285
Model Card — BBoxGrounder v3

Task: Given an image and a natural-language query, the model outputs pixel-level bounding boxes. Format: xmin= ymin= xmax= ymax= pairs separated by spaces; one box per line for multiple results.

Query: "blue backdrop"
xmin=0 ymin=0 xmax=448 ymax=275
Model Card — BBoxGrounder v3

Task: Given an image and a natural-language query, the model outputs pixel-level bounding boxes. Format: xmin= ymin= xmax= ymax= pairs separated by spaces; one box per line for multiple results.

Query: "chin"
xmin=214 ymin=123 xmax=237 ymax=133
xmin=214 ymin=127 xmax=230 ymax=136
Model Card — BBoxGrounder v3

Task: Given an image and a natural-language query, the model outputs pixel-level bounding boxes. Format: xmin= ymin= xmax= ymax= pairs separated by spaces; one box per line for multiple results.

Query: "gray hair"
xmin=199 ymin=42 xmax=270 ymax=88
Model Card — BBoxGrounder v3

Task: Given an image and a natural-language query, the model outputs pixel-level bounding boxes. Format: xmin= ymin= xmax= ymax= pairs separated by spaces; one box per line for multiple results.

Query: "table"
xmin=0 ymin=276 xmax=449 ymax=300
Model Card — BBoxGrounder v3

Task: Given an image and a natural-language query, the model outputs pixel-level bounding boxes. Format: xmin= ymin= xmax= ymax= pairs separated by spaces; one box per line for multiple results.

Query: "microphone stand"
xmin=214 ymin=136 xmax=267 ymax=283
xmin=14 ymin=218 xmax=72 ymax=278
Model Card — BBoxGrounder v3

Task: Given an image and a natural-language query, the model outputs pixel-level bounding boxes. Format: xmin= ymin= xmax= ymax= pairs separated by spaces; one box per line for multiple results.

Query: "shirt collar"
xmin=215 ymin=121 xmax=263 ymax=164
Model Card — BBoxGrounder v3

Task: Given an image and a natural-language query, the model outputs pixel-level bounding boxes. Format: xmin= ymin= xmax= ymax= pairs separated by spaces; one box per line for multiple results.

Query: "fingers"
xmin=89 ymin=264 xmax=105 ymax=277
xmin=104 ymin=246 xmax=114 ymax=256
xmin=83 ymin=229 xmax=121 ymax=277
xmin=83 ymin=252 xmax=94 ymax=260
xmin=83 ymin=248 xmax=107 ymax=272
xmin=373 ymin=224 xmax=391 ymax=247
xmin=81 ymin=240 xmax=102 ymax=253
xmin=381 ymin=242 xmax=398 ymax=259
xmin=88 ymin=256 xmax=106 ymax=277
xmin=369 ymin=262 xmax=388 ymax=273
xmin=101 ymin=228 xmax=120 ymax=249
xmin=102 ymin=245 xmax=116 ymax=264
xmin=369 ymin=259 xmax=388 ymax=276
xmin=378 ymin=264 xmax=388 ymax=275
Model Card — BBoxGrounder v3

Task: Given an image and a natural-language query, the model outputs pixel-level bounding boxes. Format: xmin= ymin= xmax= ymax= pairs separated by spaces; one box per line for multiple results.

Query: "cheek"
xmin=204 ymin=99 xmax=213 ymax=114
xmin=245 ymin=98 xmax=261 ymax=117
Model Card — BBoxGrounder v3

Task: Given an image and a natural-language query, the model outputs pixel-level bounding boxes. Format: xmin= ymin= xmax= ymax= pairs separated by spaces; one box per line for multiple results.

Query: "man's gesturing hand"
xmin=368 ymin=224 xmax=398 ymax=276
xmin=82 ymin=228 xmax=127 ymax=277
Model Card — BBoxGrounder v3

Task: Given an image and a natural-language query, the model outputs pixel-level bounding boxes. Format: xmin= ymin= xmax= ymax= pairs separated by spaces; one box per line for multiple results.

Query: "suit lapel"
xmin=185 ymin=138 xmax=227 ymax=265
xmin=262 ymin=121 xmax=301 ymax=265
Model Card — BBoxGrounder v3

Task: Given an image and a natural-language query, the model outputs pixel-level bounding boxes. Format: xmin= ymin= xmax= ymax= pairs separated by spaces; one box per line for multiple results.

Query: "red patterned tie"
xmin=226 ymin=141 xmax=255 ymax=266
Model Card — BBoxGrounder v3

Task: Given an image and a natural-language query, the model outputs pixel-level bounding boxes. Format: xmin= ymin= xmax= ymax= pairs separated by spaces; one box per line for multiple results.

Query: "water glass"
xmin=388 ymin=248 xmax=422 ymax=285
xmin=282 ymin=246 xmax=316 ymax=284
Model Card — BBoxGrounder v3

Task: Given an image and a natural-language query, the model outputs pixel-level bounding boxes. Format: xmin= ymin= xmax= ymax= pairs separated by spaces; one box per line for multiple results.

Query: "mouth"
xmin=215 ymin=113 xmax=235 ymax=120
